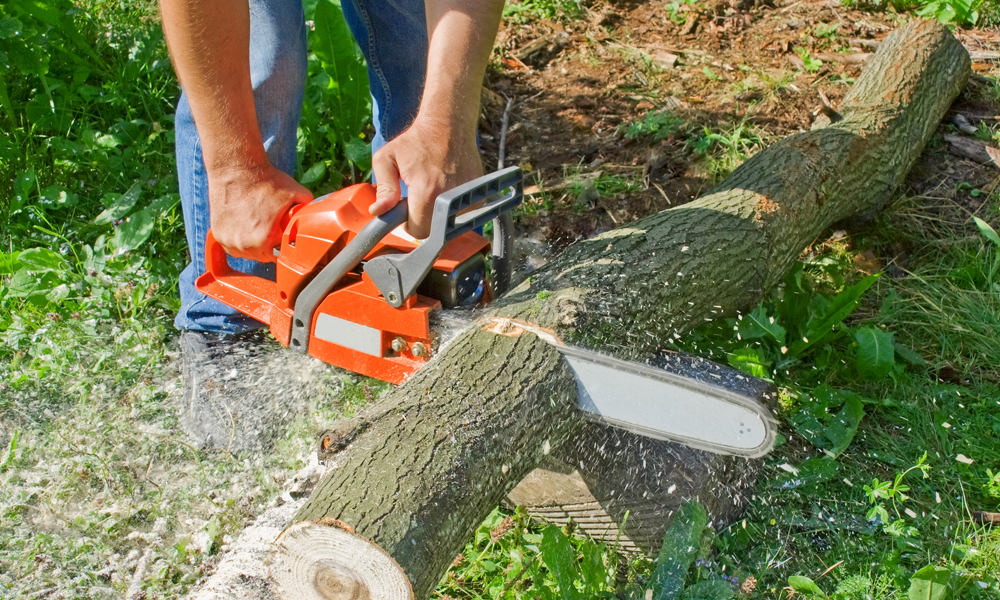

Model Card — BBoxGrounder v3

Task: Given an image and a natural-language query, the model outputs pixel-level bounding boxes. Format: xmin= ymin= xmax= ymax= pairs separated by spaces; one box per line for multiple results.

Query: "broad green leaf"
xmin=893 ymin=342 xmax=927 ymax=366
xmin=540 ymin=525 xmax=582 ymax=600
xmin=46 ymin=283 xmax=69 ymax=304
xmin=0 ymin=252 xmax=21 ymax=274
xmin=344 ymin=137 xmax=372 ymax=170
xmin=312 ymin=0 xmax=370 ymax=148
xmin=0 ymin=16 xmax=22 ymax=39
xmin=16 ymin=247 xmax=67 ymax=271
xmin=83 ymin=244 xmax=108 ymax=276
xmin=824 ymin=394 xmax=864 ymax=457
xmin=777 ymin=262 xmax=811 ymax=335
xmin=682 ymin=580 xmax=735 ymax=600
xmin=578 ymin=539 xmax=607 ymax=593
xmin=908 ymin=565 xmax=952 ymax=600
xmin=774 ymin=456 xmax=840 ymax=490
xmin=853 ymin=326 xmax=895 ymax=380
xmin=95 ymin=182 xmax=142 ymax=225
xmin=38 ymin=184 xmax=79 ymax=208
xmin=7 ymin=269 xmax=62 ymax=299
xmin=793 ymin=412 xmax=830 ymax=450
xmin=653 ymin=500 xmax=707 ymax=600
xmin=299 ymin=161 xmax=327 ymax=186
xmin=974 ymin=217 xmax=1000 ymax=248
xmin=726 ymin=347 xmax=771 ymax=379
xmin=146 ymin=194 xmax=181 ymax=217
xmin=13 ymin=168 xmax=36 ymax=212
xmin=788 ymin=576 xmax=829 ymax=600
xmin=739 ymin=306 xmax=785 ymax=344
xmin=793 ymin=274 xmax=878 ymax=355
xmin=6 ymin=38 xmax=49 ymax=76
xmin=111 ymin=209 xmax=154 ymax=253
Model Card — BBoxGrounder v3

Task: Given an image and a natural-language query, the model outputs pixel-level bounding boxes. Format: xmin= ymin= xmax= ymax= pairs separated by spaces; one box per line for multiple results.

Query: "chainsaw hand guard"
xmin=288 ymin=201 xmax=409 ymax=352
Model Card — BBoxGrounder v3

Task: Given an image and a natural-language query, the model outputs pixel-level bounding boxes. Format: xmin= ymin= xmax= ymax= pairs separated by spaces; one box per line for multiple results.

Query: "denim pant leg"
xmin=174 ymin=0 xmax=308 ymax=334
xmin=341 ymin=0 xmax=428 ymax=166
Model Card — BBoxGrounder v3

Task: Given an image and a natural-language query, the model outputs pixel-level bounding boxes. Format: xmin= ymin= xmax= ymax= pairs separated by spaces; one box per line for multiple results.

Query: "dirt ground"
xmin=476 ymin=0 xmax=1000 ymax=257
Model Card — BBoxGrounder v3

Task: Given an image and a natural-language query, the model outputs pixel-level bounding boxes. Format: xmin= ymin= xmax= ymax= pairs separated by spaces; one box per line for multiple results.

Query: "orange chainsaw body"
xmin=195 ymin=183 xmax=490 ymax=384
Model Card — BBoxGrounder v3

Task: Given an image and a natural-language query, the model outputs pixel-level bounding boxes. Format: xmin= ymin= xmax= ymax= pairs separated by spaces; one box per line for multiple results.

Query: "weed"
xmin=665 ymin=0 xmax=701 ymax=24
xmin=915 ymin=0 xmax=982 ymax=26
xmin=796 ymin=48 xmax=824 ymax=73
xmin=863 ymin=452 xmax=930 ymax=537
xmin=812 ymin=22 xmax=842 ymax=41
xmin=625 ymin=110 xmax=686 ymax=141
xmin=502 ymin=0 xmax=584 ymax=24
xmin=0 ymin=0 xmax=374 ymax=596
xmin=703 ymin=66 xmax=723 ymax=81
xmin=689 ymin=117 xmax=768 ymax=180
xmin=839 ymin=0 xmax=986 ymax=26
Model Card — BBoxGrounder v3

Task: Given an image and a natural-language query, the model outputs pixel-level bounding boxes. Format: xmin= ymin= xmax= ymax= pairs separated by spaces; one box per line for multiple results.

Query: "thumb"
xmin=370 ymin=152 xmax=402 ymax=216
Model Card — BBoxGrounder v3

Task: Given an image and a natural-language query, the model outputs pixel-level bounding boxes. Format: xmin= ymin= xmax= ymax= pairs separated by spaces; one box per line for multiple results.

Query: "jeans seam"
xmin=354 ymin=0 xmax=392 ymax=134
xmin=186 ymin=135 xmax=208 ymax=317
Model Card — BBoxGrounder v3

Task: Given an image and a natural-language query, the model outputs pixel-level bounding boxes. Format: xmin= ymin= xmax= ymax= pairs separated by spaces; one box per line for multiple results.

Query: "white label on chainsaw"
xmin=564 ymin=355 xmax=767 ymax=452
xmin=314 ymin=313 xmax=382 ymax=357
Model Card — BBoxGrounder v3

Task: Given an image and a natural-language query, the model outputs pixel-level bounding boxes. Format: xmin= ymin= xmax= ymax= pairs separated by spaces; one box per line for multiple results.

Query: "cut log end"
xmin=275 ymin=519 xmax=414 ymax=600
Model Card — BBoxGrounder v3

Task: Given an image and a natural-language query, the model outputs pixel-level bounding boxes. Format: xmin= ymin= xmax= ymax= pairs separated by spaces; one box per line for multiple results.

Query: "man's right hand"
xmin=207 ymin=164 xmax=313 ymax=263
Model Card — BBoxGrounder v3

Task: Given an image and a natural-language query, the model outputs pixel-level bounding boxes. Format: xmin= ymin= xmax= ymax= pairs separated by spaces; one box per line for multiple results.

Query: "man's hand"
xmin=161 ymin=0 xmax=309 ymax=262
xmin=366 ymin=0 xmax=504 ymax=240
xmin=370 ymin=117 xmax=483 ymax=239
xmin=208 ymin=164 xmax=313 ymax=262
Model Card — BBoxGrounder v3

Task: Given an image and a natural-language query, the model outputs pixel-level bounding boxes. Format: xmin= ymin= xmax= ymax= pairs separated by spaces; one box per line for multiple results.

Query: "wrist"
xmin=205 ymin=152 xmax=274 ymax=183
xmin=410 ymin=109 xmax=479 ymax=152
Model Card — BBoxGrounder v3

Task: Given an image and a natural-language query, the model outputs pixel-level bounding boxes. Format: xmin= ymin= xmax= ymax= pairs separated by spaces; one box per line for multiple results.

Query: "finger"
xmin=370 ymin=151 xmax=401 ymax=216
xmin=405 ymin=183 xmax=434 ymax=240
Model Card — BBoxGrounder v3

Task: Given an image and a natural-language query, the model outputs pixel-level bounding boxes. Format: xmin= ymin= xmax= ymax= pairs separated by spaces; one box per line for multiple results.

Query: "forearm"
xmin=418 ymin=0 xmax=506 ymax=137
xmin=159 ymin=0 xmax=266 ymax=172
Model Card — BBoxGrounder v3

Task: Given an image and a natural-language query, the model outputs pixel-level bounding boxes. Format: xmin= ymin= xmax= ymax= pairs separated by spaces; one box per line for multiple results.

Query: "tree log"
xmin=276 ymin=20 xmax=968 ymax=600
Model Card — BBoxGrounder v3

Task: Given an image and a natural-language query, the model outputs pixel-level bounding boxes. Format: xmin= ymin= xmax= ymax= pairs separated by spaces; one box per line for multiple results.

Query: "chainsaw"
xmin=197 ymin=168 xmax=776 ymax=457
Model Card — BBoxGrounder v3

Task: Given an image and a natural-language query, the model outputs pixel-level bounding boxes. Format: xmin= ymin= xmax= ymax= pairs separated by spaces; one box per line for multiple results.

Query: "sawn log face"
xmin=292 ymin=19 xmax=970 ymax=599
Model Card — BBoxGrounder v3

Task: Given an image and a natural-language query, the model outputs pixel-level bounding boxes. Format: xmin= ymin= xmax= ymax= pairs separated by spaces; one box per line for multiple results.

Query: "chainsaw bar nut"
xmin=411 ymin=342 xmax=428 ymax=357
xmin=391 ymin=337 xmax=408 ymax=353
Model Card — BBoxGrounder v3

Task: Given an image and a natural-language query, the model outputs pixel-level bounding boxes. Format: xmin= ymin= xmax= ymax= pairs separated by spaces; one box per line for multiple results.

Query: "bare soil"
xmin=476 ymin=1 xmax=1000 ymax=257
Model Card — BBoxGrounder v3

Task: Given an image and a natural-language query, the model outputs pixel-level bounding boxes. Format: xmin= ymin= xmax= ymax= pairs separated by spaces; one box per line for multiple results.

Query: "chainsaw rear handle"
xmin=365 ymin=166 xmax=523 ymax=308
xmin=203 ymin=203 xmax=304 ymax=276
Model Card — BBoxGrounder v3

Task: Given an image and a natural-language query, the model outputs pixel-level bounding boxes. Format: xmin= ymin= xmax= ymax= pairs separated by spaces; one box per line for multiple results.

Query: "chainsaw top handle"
xmin=365 ymin=166 xmax=523 ymax=308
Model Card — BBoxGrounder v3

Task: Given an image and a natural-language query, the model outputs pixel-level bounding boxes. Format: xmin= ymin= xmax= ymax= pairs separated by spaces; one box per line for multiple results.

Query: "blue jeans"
xmin=174 ymin=0 xmax=428 ymax=333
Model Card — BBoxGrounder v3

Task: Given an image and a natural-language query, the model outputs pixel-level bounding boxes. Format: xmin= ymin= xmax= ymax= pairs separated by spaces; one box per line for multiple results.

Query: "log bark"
xmin=277 ymin=20 xmax=968 ymax=600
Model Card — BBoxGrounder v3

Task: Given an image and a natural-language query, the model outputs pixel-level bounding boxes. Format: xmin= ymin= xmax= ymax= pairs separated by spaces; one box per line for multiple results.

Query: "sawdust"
xmin=183 ymin=455 xmax=335 ymax=600
xmin=184 ymin=499 xmax=304 ymax=600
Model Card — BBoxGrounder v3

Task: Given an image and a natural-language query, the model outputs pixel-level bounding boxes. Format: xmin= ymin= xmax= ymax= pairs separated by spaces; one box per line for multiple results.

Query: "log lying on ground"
xmin=190 ymin=20 xmax=970 ymax=600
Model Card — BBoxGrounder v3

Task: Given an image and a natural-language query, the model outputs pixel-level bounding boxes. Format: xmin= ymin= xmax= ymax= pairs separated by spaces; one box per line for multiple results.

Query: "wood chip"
xmin=848 ymin=38 xmax=881 ymax=50
xmin=815 ymin=52 xmax=873 ymax=65
xmin=651 ymin=50 xmax=679 ymax=70
xmin=968 ymin=50 xmax=1000 ymax=62
xmin=973 ymin=511 xmax=1000 ymax=524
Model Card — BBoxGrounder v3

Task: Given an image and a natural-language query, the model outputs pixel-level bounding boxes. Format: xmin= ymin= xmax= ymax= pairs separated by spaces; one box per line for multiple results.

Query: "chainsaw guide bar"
xmin=482 ymin=317 xmax=776 ymax=457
